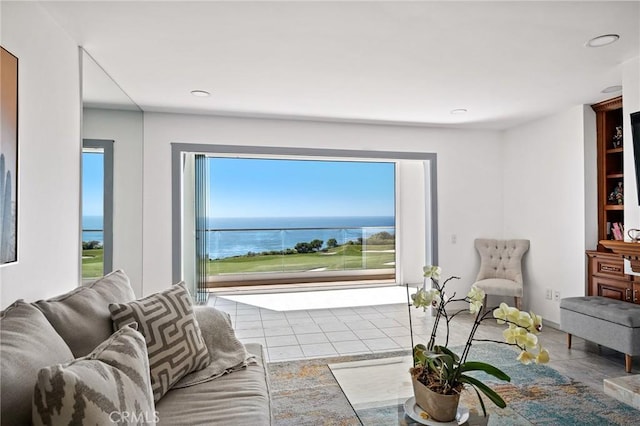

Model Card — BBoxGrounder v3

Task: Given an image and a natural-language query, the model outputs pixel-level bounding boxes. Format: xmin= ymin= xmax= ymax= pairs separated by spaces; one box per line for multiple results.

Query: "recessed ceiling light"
xmin=602 ymin=85 xmax=622 ymax=93
xmin=586 ymin=34 xmax=620 ymax=48
xmin=190 ymin=90 xmax=210 ymax=97
xmin=450 ymin=109 xmax=467 ymax=115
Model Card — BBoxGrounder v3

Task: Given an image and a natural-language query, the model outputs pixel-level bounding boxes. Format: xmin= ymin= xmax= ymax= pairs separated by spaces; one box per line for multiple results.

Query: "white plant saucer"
xmin=403 ymin=397 xmax=470 ymax=425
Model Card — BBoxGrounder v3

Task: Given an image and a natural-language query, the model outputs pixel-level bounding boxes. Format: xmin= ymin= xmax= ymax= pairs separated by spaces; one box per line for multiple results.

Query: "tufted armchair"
xmin=472 ymin=238 xmax=530 ymax=311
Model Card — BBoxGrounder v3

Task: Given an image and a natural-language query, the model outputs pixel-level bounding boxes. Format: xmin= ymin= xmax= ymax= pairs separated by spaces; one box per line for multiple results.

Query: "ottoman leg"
xmin=626 ymin=354 xmax=632 ymax=373
xmin=567 ymin=333 xmax=572 ymax=349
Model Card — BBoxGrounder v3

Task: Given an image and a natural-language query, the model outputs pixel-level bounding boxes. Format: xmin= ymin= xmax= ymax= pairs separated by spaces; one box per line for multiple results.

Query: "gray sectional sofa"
xmin=0 ymin=270 xmax=271 ymax=425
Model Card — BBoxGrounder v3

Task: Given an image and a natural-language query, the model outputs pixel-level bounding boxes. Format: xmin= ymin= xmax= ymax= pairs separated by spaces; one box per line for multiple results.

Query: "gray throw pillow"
xmin=34 ymin=269 xmax=136 ymax=357
xmin=109 ymin=282 xmax=210 ymax=402
xmin=32 ymin=325 xmax=156 ymax=426
xmin=1 ymin=300 xmax=74 ymax=426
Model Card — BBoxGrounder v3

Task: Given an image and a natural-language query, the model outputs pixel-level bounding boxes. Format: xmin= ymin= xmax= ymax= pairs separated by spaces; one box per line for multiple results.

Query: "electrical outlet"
xmin=545 ymin=289 xmax=553 ymax=300
xmin=554 ymin=291 xmax=561 ymax=302
xmin=451 ymin=234 xmax=457 ymax=244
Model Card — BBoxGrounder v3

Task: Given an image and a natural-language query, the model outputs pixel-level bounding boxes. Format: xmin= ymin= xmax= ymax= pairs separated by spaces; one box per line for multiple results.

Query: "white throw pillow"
xmin=33 ymin=325 xmax=156 ymax=425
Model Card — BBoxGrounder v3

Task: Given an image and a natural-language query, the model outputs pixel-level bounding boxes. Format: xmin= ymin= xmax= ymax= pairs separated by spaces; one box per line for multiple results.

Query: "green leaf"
xmin=435 ymin=345 xmax=460 ymax=363
xmin=426 ymin=353 xmax=455 ymax=378
xmin=413 ymin=344 xmax=429 ymax=364
xmin=459 ymin=362 xmax=511 ymax=381
xmin=470 ymin=384 xmax=488 ymax=417
xmin=459 ymin=374 xmax=507 ymax=408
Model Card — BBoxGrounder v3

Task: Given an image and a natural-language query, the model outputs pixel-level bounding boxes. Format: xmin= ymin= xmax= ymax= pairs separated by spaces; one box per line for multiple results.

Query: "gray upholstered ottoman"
xmin=560 ymin=296 xmax=640 ymax=372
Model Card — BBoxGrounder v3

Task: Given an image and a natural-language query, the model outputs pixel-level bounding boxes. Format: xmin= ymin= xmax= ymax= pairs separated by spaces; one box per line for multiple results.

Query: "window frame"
xmin=171 ymin=144 xmax=438 ymax=286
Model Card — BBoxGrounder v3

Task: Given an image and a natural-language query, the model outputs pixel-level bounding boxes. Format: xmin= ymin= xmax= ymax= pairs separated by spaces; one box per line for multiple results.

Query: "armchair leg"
xmin=515 ymin=296 xmax=522 ymax=310
xmin=626 ymin=354 xmax=633 ymax=373
xmin=567 ymin=333 xmax=572 ymax=349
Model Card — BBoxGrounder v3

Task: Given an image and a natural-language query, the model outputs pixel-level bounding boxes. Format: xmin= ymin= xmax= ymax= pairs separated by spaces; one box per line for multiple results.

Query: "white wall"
xmin=142 ymin=113 xmax=505 ymax=299
xmin=503 ymin=105 xmax=596 ymax=324
xmin=83 ymin=108 xmax=144 ymax=296
xmin=623 ymin=58 xmax=640 ymax=277
xmin=0 ymin=2 xmax=81 ymax=308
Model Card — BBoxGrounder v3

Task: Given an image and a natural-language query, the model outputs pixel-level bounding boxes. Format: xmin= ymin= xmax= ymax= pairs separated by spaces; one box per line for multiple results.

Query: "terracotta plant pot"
xmin=411 ymin=376 xmax=460 ymax=422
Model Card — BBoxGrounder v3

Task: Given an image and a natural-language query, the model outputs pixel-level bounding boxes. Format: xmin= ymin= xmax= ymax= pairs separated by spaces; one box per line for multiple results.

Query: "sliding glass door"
xmin=172 ymin=144 xmax=438 ymax=292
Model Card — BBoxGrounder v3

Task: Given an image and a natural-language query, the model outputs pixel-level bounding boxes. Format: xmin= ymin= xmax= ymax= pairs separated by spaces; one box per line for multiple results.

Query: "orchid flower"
xmin=493 ymin=303 xmax=520 ymax=325
xmin=467 ymin=285 xmax=485 ymax=303
xmin=467 ymin=286 xmax=485 ymax=314
xmin=423 ymin=265 xmax=442 ymax=280
xmin=503 ymin=324 xmax=538 ymax=349
xmin=531 ymin=312 xmax=543 ymax=334
xmin=535 ymin=345 xmax=550 ymax=364
xmin=411 ymin=288 xmax=440 ymax=311
xmin=517 ymin=350 xmax=536 ymax=365
xmin=469 ymin=300 xmax=483 ymax=314
xmin=515 ymin=311 xmax=533 ymax=329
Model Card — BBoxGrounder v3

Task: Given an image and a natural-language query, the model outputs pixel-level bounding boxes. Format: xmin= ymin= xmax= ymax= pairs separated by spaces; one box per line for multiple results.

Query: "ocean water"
xmin=81 ymin=215 xmax=395 ymax=259
xmin=208 ymin=216 xmax=395 ymax=259
xmin=82 ymin=215 xmax=104 ymax=244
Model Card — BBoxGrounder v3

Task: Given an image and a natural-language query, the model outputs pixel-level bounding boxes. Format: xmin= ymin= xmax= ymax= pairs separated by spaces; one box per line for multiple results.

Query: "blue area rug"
xmin=269 ymin=344 xmax=640 ymax=425
xmin=457 ymin=343 xmax=640 ymax=425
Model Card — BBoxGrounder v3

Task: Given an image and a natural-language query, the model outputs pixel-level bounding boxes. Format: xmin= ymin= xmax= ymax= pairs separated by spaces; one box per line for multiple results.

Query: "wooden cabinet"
xmin=587 ymin=251 xmax=636 ymax=303
xmin=585 ymin=97 xmax=635 ymax=302
xmin=634 ymin=283 xmax=640 ymax=304
xmin=593 ymin=96 xmax=624 ymax=244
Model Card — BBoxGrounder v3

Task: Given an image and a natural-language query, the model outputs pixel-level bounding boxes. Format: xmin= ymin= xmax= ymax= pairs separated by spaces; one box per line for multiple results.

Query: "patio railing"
xmin=205 ymin=226 xmax=395 ymax=276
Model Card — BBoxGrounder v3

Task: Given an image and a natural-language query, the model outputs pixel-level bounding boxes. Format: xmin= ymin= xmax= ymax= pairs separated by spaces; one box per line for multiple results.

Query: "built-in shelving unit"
xmin=585 ymin=97 xmax=638 ymax=303
xmin=595 ymin=96 xmax=624 ymax=243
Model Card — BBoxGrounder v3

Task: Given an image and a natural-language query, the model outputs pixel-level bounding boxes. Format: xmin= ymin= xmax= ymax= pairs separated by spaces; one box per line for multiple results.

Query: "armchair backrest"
xmin=474 ymin=239 xmax=530 ymax=284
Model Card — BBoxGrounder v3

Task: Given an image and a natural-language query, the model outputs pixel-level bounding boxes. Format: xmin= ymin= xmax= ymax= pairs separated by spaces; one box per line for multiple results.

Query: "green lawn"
xmin=82 ymin=248 xmax=104 ymax=278
xmin=207 ymin=243 xmax=395 ymax=275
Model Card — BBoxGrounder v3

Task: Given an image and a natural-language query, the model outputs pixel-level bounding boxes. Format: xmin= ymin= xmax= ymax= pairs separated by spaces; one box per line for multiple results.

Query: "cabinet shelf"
xmin=605 ymin=204 xmax=624 ymax=210
xmin=593 ymin=96 xmax=624 ymax=244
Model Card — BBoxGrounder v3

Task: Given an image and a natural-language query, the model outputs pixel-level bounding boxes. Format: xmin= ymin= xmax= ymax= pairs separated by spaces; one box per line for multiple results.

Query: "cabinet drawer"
xmin=591 ymin=276 xmax=631 ymax=302
xmin=591 ymin=255 xmax=626 ymax=278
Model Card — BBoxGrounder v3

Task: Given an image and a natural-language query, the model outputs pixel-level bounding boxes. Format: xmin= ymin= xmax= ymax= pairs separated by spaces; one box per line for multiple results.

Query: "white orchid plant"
xmin=409 ymin=265 xmax=549 ymax=416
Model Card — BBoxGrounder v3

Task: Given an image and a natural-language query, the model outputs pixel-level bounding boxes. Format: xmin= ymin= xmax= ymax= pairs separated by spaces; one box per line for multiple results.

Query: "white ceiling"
xmin=41 ymin=1 xmax=640 ymax=130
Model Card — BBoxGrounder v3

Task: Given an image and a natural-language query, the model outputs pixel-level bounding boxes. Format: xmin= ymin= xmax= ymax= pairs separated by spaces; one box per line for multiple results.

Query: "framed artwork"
xmin=1 ymin=46 xmax=18 ymax=265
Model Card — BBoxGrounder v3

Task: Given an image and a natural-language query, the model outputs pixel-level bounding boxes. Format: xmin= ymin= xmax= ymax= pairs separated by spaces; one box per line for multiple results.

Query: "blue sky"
xmin=82 ymin=152 xmax=104 ymax=218
xmin=82 ymin=155 xmax=395 ymax=219
xmin=209 ymin=157 xmax=395 ymax=218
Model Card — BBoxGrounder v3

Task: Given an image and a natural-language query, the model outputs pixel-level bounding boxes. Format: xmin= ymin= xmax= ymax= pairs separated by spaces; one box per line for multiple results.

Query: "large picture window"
xmin=204 ymin=157 xmax=396 ymax=284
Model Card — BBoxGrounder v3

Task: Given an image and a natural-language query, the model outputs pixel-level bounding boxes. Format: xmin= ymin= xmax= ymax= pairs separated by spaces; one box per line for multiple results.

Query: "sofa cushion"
xmin=0 ymin=300 xmax=74 ymax=426
xmin=474 ymin=278 xmax=523 ymax=297
xmin=34 ymin=269 xmax=136 ymax=357
xmin=32 ymin=325 xmax=156 ymax=426
xmin=155 ymin=343 xmax=270 ymax=426
xmin=110 ymin=282 xmax=210 ymax=401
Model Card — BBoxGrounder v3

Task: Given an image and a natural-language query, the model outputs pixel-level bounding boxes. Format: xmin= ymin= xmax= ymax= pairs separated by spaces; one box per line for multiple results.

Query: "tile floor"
xmin=209 ymin=294 xmax=419 ymax=362
xmin=207 ymin=287 xmax=640 ymax=397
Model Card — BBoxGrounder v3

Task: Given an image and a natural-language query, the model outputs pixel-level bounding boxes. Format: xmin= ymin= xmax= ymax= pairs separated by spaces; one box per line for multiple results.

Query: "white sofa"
xmin=0 ymin=270 xmax=271 ymax=425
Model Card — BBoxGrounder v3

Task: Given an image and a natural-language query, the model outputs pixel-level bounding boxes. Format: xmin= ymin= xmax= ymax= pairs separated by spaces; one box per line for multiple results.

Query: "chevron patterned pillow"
xmin=109 ymin=282 xmax=210 ymax=401
xmin=33 ymin=325 xmax=157 ymax=425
